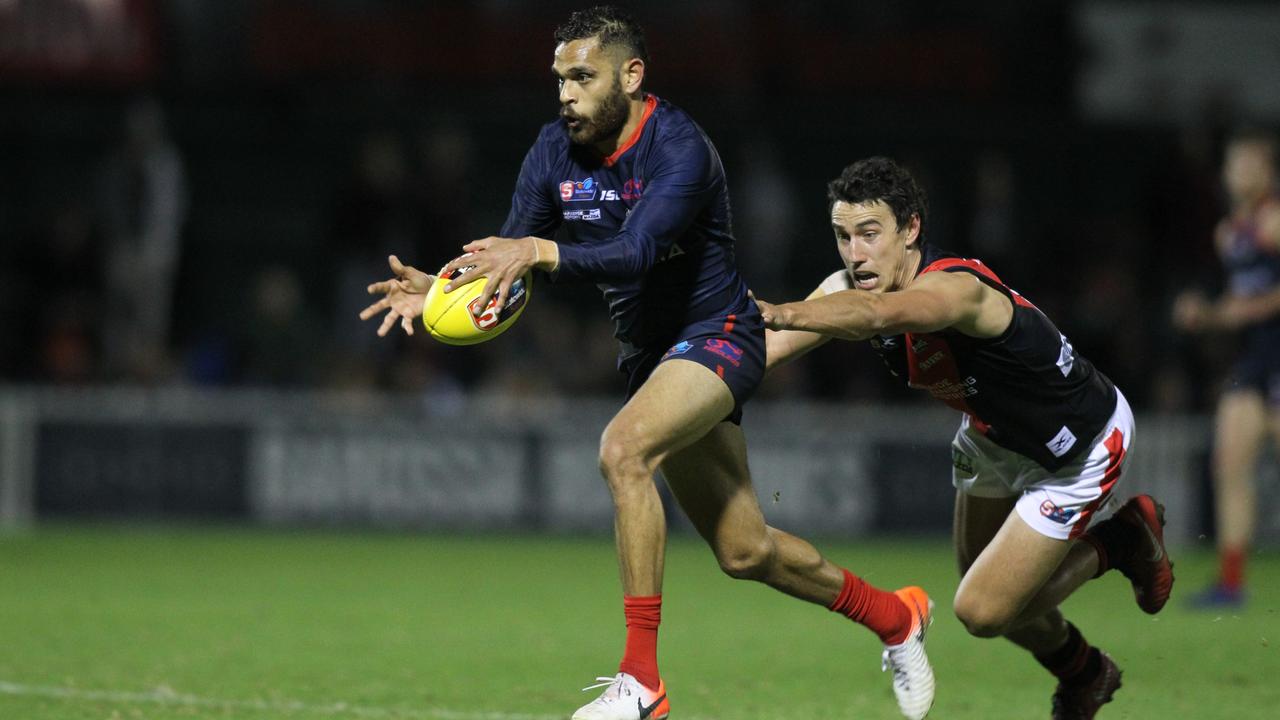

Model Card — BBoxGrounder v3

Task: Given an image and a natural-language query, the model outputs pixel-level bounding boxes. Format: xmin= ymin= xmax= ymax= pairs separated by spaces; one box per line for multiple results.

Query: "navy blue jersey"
xmin=499 ymin=94 xmax=752 ymax=356
xmin=870 ymin=244 xmax=1118 ymax=471
xmin=1223 ymin=195 xmax=1280 ymax=344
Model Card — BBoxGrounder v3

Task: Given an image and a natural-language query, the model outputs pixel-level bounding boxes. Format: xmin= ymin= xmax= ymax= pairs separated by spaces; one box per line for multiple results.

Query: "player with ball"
xmin=362 ymin=6 xmax=936 ymax=720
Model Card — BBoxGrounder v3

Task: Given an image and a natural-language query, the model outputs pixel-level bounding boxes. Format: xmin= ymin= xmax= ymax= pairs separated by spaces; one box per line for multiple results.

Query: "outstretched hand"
xmin=750 ymin=291 xmax=786 ymax=330
xmin=359 ymin=255 xmax=435 ymax=337
xmin=440 ymin=236 xmax=539 ymax=317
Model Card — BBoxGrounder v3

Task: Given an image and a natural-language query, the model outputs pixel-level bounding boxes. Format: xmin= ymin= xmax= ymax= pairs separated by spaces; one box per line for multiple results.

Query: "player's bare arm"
xmin=762 ymin=270 xmax=1012 ymax=341
xmin=759 ymin=270 xmax=847 ymax=373
xmin=442 ymin=236 xmax=560 ymax=316
xmin=358 ymin=255 xmax=435 ymax=337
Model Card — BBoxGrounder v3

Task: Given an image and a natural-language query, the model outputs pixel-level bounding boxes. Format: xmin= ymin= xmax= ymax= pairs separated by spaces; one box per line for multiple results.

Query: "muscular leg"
xmin=598 ymin=359 xmax=738 ymax=596
xmin=658 ymin=421 xmax=845 ymax=604
xmin=953 ymin=492 xmax=1080 ymax=645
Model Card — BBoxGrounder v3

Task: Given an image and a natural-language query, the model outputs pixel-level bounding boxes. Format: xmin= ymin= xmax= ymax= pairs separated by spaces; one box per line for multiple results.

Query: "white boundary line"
xmin=0 ymin=680 xmax=564 ymax=720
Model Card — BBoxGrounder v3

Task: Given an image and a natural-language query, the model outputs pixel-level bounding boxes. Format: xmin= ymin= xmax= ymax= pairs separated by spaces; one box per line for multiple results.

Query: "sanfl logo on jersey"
xmin=559 ymin=177 xmax=596 ymax=202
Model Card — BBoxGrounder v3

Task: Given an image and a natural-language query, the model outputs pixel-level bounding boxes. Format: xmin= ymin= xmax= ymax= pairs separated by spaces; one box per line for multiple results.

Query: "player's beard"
xmin=565 ymin=75 xmax=631 ymax=147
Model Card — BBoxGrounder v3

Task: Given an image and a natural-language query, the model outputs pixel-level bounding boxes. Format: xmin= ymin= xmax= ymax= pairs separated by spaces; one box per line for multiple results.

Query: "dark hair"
xmin=554 ymin=5 xmax=648 ymax=65
xmin=827 ymin=157 xmax=929 ymax=234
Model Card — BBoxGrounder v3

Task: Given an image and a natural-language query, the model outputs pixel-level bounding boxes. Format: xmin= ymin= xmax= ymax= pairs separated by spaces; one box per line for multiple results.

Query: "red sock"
xmin=618 ymin=595 xmax=661 ymax=690
xmin=828 ymin=568 xmax=912 ymax=645
xmin=1220 ymin=547 xmax=1246 ymax=590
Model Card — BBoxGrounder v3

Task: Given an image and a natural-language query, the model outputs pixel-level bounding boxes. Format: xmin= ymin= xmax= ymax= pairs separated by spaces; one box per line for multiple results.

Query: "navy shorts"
xmin=1227 ymin=333 xmax=1280 ymax=405
xmin=620 ymin=306 xmax=766 ymax=425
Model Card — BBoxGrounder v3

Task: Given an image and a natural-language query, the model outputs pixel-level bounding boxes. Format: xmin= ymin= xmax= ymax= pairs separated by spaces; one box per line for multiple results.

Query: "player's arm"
xmin=761 ymin=270 xmax=1012 ymax=341
xmin=440 ymin=137 xmax=565 ymax=312
xmin=761 ymin=270 xmax=846 ymax=374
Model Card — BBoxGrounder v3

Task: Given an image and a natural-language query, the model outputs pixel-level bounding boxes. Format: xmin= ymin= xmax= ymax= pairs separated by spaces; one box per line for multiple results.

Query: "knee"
xmin=953 ymin=591 xmax=1015 ymax=638
xmin=598 ymin=425 xmax=654 ymax=489
xmin=715 ymin=536 xmax=776 ymax=581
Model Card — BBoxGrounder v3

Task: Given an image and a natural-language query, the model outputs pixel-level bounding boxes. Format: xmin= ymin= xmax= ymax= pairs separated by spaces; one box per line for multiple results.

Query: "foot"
xmin=1051 ymin=650 xmax=1122 ymax=720
xmin=1110 ymin=495 xmax=1175 ymax=614
xmin=1187 ymin=582 xmax=1244 ymax=609
xmin=571 ymin=673 xmax=669 ymax=720
xmin=881 ymin=586 xmax=936 ymax=720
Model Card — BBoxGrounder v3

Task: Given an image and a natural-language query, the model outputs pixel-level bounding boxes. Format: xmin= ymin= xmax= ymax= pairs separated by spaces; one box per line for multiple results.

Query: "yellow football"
xmin=421 ymin=265 xmax=532 ymax=345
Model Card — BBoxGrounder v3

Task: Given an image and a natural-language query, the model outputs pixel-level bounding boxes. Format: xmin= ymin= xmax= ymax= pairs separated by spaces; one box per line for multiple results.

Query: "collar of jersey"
xmin=602 ymin=93 xmax=658 ymax=168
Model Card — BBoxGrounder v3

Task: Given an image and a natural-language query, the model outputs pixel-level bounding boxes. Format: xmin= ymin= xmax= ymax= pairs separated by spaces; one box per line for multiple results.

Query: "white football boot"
xmin=571 ymin=672 xmax=669 ymax=720
xmin=881 ymin=586 xmax=936 ymax=720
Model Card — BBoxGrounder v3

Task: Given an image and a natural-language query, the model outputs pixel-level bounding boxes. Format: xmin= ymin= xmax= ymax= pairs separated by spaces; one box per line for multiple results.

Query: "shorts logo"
xmin=559 ymin=177 xmax=596 ymax=202
xmin=1040 ymin=499 xmax=1077 ymax=524
xmin=952 ymin=448 xmax=974 ymax=475
xmin=663 ymin=341 xmax=693 ymax=360
xmin=704 ymin=338 xmax=743 ymax=367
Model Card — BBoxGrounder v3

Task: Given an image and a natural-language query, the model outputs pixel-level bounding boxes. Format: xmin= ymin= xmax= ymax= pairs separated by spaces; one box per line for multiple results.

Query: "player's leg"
xmin=572 ymin=358 xmax=739 ymax=720
xmin=661 ymin=420 xmax=933 ymax=720
xmin=954 ymin=492 xmax=1121 ymax=720
xmin=1196 ymin=390 xmax=1265 ymax=606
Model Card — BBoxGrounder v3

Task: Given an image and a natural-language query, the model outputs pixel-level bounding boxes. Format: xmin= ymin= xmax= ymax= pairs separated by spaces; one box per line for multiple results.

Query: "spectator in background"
xmin=1172 ymin=127 xmax=1280 ymax=608
xmin=95 ymin=96 xmax=187 ymax=383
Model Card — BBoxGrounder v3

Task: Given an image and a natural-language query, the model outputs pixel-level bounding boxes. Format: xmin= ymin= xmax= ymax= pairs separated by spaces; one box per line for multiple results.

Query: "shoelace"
xmin=582 ymin=676 xmax=624 ymax=693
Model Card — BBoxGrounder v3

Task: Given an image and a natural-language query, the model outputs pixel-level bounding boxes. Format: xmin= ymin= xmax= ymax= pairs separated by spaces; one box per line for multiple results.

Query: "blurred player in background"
xmin=361 ymin=7 xmax=934 ymax=720
xmin=1173 ymin=128 xmax=1280 ymax=608
xmin=757 ymin=157 xmax=1174 ymax=720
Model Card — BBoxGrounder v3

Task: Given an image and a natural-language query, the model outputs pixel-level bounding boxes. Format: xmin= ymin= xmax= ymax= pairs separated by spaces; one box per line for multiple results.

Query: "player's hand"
xmin=1171 ymin=291 xmax=1212 ymax=333
xmin=754 ymin=295 xmax=788 ymax=330
xmin=359 ymin=254 xmax=435 ymax=337
xmin=441 ymin=236 xmax=539 ymax=316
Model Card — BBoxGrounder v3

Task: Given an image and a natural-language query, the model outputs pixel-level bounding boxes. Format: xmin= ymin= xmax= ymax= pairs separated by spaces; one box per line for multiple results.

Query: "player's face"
xmin=554 ymin=37 xmax=630 ymax=146
xmin=831 ymin=200 xmax=921 ymax=293
xmin=1224 ymin=140 xmax=1276 ymax=203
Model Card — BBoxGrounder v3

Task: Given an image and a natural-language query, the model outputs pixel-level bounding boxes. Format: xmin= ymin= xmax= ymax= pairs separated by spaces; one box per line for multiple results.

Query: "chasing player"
xmin=756 ymin=157 xmax=1174 ymax=719
xmin=1173 ymin=128 xmax=1280 ymax=607
xmin=361 ymin=8 xmax=934 ymax=720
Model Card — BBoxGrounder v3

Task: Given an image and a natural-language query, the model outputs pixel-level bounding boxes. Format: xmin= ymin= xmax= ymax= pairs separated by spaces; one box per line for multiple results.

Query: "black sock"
xmin=1034 ymin=623 xmax=1097 ymax=683
xmin=1083 ymin=515 xmax=1136 ymax=578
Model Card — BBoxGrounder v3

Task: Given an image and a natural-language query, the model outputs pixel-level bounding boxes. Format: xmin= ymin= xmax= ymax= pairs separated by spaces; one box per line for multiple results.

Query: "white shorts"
xmin=950 ymin=390 xmax=1134 ymax=540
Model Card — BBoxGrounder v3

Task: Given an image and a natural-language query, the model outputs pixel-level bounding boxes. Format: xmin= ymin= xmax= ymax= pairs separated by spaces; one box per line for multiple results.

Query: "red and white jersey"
xmin=870 ymin=244 xmax=1118 ymax=471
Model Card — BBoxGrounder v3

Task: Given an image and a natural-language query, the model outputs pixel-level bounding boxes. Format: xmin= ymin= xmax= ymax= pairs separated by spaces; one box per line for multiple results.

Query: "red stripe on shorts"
xmin=1068 ymin=428 xmax=1125 ymax=539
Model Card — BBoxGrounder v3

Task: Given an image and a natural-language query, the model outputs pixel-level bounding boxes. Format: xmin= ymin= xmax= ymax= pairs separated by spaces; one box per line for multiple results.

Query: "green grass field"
xmin=0 ymin=525 xmax=1275 ymax=719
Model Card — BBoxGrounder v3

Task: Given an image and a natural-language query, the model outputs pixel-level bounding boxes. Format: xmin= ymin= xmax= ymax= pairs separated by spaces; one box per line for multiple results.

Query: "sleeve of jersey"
xmin=553 ymin=134 xmax=715 ymax=282
xmin=499 ymin=139 xmax=561 ymax=239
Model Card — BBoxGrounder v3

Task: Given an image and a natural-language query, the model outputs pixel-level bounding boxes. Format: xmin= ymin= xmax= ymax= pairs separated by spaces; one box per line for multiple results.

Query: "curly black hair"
xmin=827 ymin=157 xmax=929 ymax=234
xmin=554 ymin=5 xmax=648 ymax=64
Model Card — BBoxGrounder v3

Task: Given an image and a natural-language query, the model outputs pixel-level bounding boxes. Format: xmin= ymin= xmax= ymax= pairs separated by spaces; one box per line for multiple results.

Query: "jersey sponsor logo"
xmin=622 ymin=178 xmax=644 ymax=200
xmin=562 ymin=208 xmax=602 ymax=221
xmin=600 ymin=189 xmax=620 ymax=201
xmin=1045 ymin=425 xmax=1078 ymax=458
xmin=704 ymin=337 xmax=743 ymax=367
xmin=559 ymin=177 xmax=597 ymax=202
xmin=662 ymin=340 xmax=693 ymax=360
xmin=1040 ymin=499 xmax=1077 ymax=524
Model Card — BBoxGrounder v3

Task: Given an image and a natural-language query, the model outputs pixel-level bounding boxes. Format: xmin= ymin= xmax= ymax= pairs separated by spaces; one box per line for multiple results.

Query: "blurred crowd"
xmin=0 ymin=94 xmax=1248 ymax=416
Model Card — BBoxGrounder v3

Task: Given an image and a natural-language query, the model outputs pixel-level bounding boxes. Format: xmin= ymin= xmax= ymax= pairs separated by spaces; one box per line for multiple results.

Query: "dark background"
xmin=2 ymin=0 xmax=1271 ymax=414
